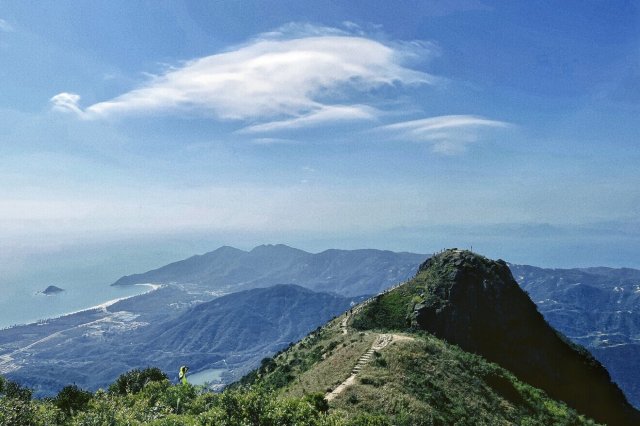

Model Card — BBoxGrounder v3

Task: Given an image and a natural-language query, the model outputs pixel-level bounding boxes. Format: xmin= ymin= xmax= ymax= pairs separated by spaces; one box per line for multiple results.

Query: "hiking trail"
xmin=326 ymin=333 xmax=393 ymax=401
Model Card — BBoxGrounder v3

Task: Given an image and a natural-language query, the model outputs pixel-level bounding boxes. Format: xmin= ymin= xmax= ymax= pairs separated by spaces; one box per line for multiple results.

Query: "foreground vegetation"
xmin=2 ymin=369 xmax=361 ymax=425
xmin=1 ymin=317 xmax=598 ymax=425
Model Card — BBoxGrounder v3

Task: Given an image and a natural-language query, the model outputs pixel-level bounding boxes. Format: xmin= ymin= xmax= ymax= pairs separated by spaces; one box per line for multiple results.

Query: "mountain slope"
xmin=1 ymin=285 xmax=353 ymax=397
xmin=349 ymin=249 xmax=639 ymax=425
xmin=112 ymin=244 xmax=425 ymax=296
xmin=237 ymin=261 xmax=616 ymax=424
xmin=242 ymin=321 xmax=598 ymax=424
xmin=140 ymin=284 xmax=355 ymax=374
xmin=4 ymin=249 xmax=638 ymax=425
xmin=510 ymin=263 xmax=640 ymax=408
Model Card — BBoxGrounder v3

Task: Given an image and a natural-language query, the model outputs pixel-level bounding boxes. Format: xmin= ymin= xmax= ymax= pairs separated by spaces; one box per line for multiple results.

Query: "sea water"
xmin=0 ymin=280 xmax=149 ymax=330
xmin=0 ymin=239 xmax=202 ymax=330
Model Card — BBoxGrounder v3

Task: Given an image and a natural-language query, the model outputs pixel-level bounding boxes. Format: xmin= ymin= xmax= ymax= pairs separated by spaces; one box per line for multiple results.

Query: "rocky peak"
xmin=411 ymin=248 xmax=639 ymax=425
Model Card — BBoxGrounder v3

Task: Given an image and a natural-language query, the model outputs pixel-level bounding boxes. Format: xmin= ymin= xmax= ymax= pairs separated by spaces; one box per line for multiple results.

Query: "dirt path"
xmin=328 ymin=282 xmax=413 ymax=400
xmin=340 ymin=305 xmax=363 ymax=335
xmin=326 ymin=333 xmax=393 ymax=401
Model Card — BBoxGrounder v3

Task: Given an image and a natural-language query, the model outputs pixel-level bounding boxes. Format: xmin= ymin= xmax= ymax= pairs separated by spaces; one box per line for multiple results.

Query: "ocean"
xmin=0 ymin=238 xmax=216 ymax=330
xmin=0 ymin=280 xmax=150 ymax=330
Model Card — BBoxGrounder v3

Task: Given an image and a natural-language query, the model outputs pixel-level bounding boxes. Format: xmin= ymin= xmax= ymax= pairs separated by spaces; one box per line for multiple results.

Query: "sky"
xmin=1 ymin=0 xmax=640 ymax=284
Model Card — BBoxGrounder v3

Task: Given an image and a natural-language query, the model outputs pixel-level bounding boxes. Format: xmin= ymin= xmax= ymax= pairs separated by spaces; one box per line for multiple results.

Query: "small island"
xmin=41 ymin=285 xmax=65 ymax=295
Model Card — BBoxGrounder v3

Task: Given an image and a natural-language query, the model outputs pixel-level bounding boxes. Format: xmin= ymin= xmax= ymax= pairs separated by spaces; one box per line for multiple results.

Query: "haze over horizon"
xmin=1 ymin=1 xmax=639 ymax=283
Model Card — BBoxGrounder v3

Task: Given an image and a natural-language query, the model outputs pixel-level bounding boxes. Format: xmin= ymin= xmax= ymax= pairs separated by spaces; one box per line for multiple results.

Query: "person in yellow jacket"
xmin=178 ymin=365 xmax=189 ymax=385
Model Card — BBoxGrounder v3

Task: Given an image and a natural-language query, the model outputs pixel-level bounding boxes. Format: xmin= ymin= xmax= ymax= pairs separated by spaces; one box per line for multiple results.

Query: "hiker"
xmin=179 ymin=365 xmax=189 ymax=385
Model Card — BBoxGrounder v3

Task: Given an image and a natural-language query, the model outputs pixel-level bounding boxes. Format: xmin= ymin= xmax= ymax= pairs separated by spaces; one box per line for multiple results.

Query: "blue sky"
xmin=1 ymin=0 xmax=639 ymax=279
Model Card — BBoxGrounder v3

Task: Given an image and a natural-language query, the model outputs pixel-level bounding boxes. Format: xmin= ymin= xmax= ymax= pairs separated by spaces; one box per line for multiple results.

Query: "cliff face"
xmin=411 ymin=249 xmax=639 ymax=426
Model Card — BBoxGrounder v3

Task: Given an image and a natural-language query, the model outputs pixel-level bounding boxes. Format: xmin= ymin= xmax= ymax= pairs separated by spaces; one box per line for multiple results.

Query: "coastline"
xmin=71 ymin=283 xmax=162 ymax=314
xmin=1 ymin=283 xmax=163 ymax=330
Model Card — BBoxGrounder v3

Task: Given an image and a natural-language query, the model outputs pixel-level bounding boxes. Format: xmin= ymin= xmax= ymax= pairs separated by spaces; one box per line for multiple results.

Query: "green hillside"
xmin=238 ymin=311 xmax=597 ymax=425
xmin=0 ymin=315 xmax=597 ymax=426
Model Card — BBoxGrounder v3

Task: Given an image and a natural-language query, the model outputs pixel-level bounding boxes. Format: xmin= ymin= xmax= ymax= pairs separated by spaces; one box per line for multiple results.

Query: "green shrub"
xmin=109 ymin=367 xmax=169 ymax=395
xmin=0 ymin=397 xmax=35 ymax=426
xmin=345 ymin=413 xmax=391 ymax=425
xmin=303 ymin=392 xmax=329 ymax=413
xmin=53 ymin=384 xmax=93 ymax=416
xmin=0 ymin=379 xmax=32 ymax=401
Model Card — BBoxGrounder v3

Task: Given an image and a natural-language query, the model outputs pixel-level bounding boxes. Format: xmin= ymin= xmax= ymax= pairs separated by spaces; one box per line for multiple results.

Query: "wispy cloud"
xmin=379 ymin=115 xmax=511 ymax=154
xmin=51 ymin=26 xmax=436 ymax=131
xmin=240 ymin=105 xmax=377 ymax=133
xmin=50 ymin=92 xmax=84 ymax=115
xmin=0 ymin=18 xmax=13 ymax=32
xmin=250 ymin=137 xmax=298 ymax=145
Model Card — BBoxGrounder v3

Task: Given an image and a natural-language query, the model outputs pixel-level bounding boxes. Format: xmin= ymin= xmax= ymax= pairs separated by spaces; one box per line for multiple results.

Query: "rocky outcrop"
xmin=411 ymin=249 xmax=640 ymax=426
xmin=41 ymin=285 xmax=65 ymax=295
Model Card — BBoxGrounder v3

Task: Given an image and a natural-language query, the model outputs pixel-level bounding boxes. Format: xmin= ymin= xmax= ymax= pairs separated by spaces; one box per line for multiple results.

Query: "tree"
xmin=108 ymin=367 xmax=168 ymax=395
xmin=52 ymin=384 xmax=92 ymax=416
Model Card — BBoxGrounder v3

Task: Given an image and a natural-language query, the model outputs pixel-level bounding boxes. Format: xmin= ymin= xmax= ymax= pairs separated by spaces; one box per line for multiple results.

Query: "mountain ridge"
xmin=239 ymin=250 xmax=639 ymax=424
xmin=350 ymin=249 xmax=639 ymax=425
xmin=112 ymin=244 xmax=426 ymax=296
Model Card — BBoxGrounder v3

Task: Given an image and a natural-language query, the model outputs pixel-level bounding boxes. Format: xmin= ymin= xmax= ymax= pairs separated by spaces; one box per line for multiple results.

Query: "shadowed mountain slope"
xmin=510 ymin=263 xmax=640 ymax=408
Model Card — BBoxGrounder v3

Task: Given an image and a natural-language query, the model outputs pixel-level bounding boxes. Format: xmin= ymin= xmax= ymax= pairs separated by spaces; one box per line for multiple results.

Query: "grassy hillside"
xmin=239 ymin=312 xmax=598 ymax=425
xmin=1 ymin=315 xmax=598 ymax=425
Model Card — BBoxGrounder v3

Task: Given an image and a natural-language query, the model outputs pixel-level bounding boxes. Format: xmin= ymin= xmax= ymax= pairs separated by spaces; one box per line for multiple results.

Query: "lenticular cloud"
xmin=51 ymin=33 xmax=435 ymax=126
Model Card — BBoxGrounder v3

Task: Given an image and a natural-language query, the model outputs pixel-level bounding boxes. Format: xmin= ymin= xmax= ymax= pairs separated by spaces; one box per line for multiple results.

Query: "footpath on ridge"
xmin=327 ymin=283 xmax=413 ymax=402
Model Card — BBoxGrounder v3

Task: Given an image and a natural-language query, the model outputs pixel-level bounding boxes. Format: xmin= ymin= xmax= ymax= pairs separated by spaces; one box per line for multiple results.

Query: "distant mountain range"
xmin=1 ymin=284 xmax=354 ymax=396
xmin=140 ymin=284 xmax=358 ymax=375
xmin=112 ymin=244 xmax=425 ymax=296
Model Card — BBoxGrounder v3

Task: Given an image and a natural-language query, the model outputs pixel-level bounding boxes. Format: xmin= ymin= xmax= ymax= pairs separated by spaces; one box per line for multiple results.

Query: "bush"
xmin=0 ymin=379 xmax=32 ymax=401
xmin=360 ymin=377 xmax=385 ymax=387
xmin=53 ymin=384 xmax=93 ymax=416
xmin=0 ymin=397 xmax=35 ymax=426
xmin=109 ymin=367 xmax=169 ymax=395
xmin=303 ymin=392 xmax=329 ymax=413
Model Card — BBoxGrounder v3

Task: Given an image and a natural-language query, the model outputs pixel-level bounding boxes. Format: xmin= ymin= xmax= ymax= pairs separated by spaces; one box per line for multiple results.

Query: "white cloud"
xmin=379 ymin=115 xmax=511 ymax=154
xmin=240 ymin=104 xmax=377 ymax=133
xmin=50 ymin=92 xmax=84 ymax=115
xmin=250 ymin=137 xmax=298 ymax=145
xmin=50 ymin=29 xmax=435 ymax=129
xmin=0 ymin=18 xmax=13 ymax=32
